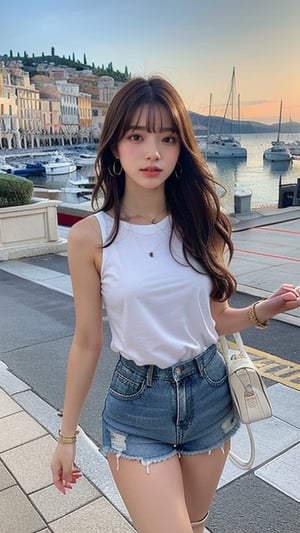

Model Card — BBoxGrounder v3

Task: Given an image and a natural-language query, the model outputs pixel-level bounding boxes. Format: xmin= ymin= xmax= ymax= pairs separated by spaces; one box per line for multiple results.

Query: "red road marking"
xmin=234 ymin=248 xmax=300 ymax=263
xmin=254 ymin=227 xmax=300 ymax=235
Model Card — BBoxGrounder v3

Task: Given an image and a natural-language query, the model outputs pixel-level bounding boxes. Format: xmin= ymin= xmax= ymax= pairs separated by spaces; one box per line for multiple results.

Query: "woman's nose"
xmin=145 ymin=142 xmax=161 ymax=161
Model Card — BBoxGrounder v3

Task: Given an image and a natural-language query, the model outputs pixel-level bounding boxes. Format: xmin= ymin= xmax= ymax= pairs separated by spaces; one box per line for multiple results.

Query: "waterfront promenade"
xmin=0 ymin=205 xmax=299 ymax=532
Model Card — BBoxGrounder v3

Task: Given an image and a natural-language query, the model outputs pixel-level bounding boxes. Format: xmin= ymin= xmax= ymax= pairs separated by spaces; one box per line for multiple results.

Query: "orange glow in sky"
xmin=239 ymin=101 xmax=300 ymax=125
xmin=1 ymin=0 xmax=300 ymax=125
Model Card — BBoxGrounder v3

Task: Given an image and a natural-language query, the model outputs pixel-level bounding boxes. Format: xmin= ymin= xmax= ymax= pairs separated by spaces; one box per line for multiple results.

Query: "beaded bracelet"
xmin=57 ymin=427 xmax=80 ymax=444
xmin=248 ymin=300 xmax=269 ymax=329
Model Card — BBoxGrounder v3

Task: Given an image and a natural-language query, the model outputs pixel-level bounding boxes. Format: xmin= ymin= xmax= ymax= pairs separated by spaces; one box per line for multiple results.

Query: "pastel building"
xmin=0 ymin=61 xmax=126 ymax=150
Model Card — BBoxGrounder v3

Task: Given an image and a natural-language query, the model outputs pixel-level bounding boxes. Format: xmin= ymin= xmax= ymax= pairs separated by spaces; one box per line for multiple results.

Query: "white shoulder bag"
xmin=219 ymin=332 xmax=272 ymax=469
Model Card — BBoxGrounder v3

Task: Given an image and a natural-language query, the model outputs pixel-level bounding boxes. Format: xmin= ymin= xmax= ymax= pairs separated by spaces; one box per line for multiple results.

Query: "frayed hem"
xmin=178 ymin=423 xmax=240 ymax=458
xmin=104 ymin=448 xmax=178 ymax=474
xmin=179 ymin=443 xmax=226 ymax=458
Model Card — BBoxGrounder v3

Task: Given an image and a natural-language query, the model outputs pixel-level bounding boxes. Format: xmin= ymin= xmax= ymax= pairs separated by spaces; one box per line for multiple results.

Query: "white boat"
xmin=0 ymin=156 xmax=14 ymax=173
xmin=204 ymin=68 xmax=247 ymax=159
xmin=205 ymin=134 xmax=247 ymax=158
xmin=263 ymin=141 xmax=292 ymax=162
xmin=285 ymin=140 xmax=300 ymax=157
xmin=263 ymin=101 xmax=292 ymax=162
xmin=74 ymin=152 xmax=96 ymax=167
xmin=69 ymin=176 xmax=95 ymax=188
xmin=281 ymin=118 xmax=300 ymax=156
xmin=44 ymin=152 xmax=76 ymax=175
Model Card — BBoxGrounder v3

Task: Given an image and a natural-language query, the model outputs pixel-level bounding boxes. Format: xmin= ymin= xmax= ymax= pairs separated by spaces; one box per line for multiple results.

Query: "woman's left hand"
xmin=257 ymin=284 xmax=300 ymax=322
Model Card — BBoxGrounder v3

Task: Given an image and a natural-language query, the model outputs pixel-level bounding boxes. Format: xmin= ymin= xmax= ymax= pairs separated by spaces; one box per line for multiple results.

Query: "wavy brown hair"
xmin=92 ymin=76 xmax=236 ymax=301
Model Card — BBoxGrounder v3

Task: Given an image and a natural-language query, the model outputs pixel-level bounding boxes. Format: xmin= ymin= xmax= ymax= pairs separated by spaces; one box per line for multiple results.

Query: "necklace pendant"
xmin=149 ymin=252 xmax=154 ymax=257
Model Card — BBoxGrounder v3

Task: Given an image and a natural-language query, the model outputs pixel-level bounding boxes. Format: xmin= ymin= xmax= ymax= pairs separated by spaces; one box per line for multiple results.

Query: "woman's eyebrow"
xmin=128 ymin=125 xmax=175 ymax=132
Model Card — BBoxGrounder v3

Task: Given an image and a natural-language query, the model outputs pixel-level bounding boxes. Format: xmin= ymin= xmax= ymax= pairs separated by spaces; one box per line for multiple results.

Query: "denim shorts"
xmin=102 ymin=344 xmax=239 ymax=470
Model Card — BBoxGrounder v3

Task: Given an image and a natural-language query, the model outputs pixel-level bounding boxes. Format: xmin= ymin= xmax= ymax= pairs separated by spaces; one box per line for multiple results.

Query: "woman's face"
xmin=115 ymin=104 xmax=180 ymax=192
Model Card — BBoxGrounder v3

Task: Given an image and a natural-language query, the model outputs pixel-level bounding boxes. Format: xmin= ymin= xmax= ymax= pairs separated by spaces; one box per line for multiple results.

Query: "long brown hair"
xmin=92 ymin=76 xmax=236 ymax=301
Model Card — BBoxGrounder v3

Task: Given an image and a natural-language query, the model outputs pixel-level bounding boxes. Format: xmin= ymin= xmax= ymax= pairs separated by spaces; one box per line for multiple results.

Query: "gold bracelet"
xmin=57 ymin=427 xmax=79 ymax=444
xmin=57 ymin=434 xmax=77 ymax=444
xmin=248 ymin=300 xmax=269 ymax=329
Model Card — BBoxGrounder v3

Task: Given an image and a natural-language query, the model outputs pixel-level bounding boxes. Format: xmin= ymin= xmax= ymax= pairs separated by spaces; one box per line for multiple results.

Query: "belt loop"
xmin=194 ymin=353 xmax=203 ymax=377
xmin=146 ymin=365 xmax=154 ymax=387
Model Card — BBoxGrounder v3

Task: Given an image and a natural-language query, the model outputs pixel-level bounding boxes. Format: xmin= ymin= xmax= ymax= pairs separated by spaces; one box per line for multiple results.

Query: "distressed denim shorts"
xmin=102 ymin=344 xmax=239 ymax=470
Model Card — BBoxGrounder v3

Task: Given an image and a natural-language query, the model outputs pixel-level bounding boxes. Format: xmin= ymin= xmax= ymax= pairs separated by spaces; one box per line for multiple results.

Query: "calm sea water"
xmin=8 ymin=133 xmax=300 ymax=210
xmin=203 ymin=132 xmax=300 ymax=211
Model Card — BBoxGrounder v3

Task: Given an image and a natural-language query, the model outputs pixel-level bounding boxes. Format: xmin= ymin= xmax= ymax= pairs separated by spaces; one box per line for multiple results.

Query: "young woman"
xmin=51 ymin=76 xmax=300 ymax=533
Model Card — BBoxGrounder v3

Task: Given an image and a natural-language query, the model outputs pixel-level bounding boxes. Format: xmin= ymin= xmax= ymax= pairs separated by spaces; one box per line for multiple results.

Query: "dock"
xmin=278 ymin=176 xmax=300 ymax=208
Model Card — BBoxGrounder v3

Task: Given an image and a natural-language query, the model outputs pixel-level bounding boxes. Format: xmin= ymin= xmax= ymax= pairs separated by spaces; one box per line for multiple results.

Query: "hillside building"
xmin=0 ymin=61 xmax=125 ymax=150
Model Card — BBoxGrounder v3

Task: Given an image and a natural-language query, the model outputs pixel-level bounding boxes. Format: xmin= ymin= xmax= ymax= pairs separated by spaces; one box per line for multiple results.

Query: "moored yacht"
xmin=263 ymin=101 xmax=292 ymax=162
xmin=44 ymin=152 xmax=76 ymax=175
xmin=74 ymin=152 xmax=96 ymax=167
xmin=204 ymin=134 xmax=247 ymax=158
xmin=11 ymin=161 xmax=45 ymax=177
xmin=285 ymin=140 xmax=300 ymax=157
xmin=0 ymin=156 xmax=14 ymax=173
xmin=203 ymin=68 xmax=247 ymax=159
xmin=263 ymin=141 xmax=292 ymax=162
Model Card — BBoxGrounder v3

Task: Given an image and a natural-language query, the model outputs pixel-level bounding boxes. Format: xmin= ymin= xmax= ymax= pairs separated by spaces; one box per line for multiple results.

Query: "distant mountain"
xmin=188 ymin=111 xmax=300 ymax=135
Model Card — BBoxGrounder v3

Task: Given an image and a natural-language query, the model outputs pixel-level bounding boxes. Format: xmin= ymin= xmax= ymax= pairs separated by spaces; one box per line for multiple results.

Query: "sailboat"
xmin=284 ymin=117 xmax=300 ymax=156
xmin=263 ymin=101 xmax=292 ymax=162
xmin=204 ymin=68 xmax=247 ymax=159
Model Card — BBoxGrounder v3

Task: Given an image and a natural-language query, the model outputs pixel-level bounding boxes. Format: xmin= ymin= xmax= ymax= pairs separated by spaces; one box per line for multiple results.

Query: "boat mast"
xmin=207 ymin=92 xmax=212 ymax=137
xmin=205 ymin=92 xmax=212 ymax=158
xmin=238 ymin=93 xmax=241 ymax=141
xmin=277 ymin=100 xmax=283 ymax=142
xmin=219 ymin=66 xmax=235 ymax=135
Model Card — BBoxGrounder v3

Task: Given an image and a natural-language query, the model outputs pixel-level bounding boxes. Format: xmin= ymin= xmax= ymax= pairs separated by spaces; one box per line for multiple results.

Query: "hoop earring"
xmin=108 ymin=158 xmax=123 ymax=177
xmin=174 ymin=161 xmax=182 ymax=180
xmin=113 ymin=159 xmax=123 ymax=176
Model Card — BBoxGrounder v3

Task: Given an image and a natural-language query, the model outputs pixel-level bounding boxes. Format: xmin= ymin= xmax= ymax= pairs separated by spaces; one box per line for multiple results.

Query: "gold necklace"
xmin=127 ymin=216 xmax=170 ymax=258
xmin=122 ymin=204 xmax=168 ymax=225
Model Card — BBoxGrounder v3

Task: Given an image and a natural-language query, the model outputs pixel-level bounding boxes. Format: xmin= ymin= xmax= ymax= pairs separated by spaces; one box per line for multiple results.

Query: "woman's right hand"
xmin=51 ymin=443 xmax=82 ymax=495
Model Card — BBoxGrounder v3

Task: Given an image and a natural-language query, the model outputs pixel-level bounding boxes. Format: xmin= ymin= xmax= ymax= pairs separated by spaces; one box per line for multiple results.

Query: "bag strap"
xmin=229 ymin=424 xmax=255 ymax=470
xmin=219 ymin=333 xmax=256 ymax=470
xmin=219 ymin=331 xmax=247 ymax=360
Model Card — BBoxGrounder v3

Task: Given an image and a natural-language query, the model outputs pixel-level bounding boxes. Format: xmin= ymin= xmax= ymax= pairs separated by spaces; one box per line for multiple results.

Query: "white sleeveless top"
xmin=95 ymin=211 xmax=218 ymax=368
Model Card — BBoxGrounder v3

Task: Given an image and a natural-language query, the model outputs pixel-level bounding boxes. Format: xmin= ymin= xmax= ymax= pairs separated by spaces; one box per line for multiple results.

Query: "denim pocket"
xmin=109 ymin=362 xmax=146 ymax=400
xmin=202 ymin=350 xmax=228 ymax=387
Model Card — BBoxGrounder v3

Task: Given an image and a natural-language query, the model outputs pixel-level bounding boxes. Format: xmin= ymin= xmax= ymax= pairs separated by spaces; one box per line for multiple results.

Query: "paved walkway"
xmin=0 ymin=205 xmax=299 ymax=532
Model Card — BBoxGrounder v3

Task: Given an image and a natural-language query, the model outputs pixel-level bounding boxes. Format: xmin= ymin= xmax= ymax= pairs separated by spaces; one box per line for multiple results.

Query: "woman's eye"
xmin=163 ymin=136 xmax=177 ymax=144
xmin=129 ymin=134 xmax=142 ymax=141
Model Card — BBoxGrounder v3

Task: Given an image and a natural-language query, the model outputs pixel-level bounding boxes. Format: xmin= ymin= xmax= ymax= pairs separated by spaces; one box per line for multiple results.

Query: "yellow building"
xmin=8 ymin=63 xmax=42 ymax=148
xmin=78 ymin=92 xmax=92 ymax=128
xmin=0 ymin=62 xmax=126 ymax=150
xmin=32 ymin=75 xmax=62 ymax=144
xmin=0 ymin=63 xmax=21 ymax=149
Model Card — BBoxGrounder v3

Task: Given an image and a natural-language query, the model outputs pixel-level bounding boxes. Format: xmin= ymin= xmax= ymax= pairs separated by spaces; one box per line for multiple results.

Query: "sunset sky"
xmin=2 ymin=0 xmax=299 ymax=124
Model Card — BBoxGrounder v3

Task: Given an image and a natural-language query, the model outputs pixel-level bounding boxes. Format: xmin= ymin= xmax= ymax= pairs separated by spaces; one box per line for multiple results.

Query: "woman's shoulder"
xmin=67 ymin=215 xmax=103 ymax=274
xmin=68 ymin=214 xmax=103 ymax=249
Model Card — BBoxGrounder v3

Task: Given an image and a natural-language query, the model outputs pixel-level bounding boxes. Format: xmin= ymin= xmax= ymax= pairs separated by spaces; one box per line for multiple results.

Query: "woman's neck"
xmin=120 ymin=194 xmax=168 ymax=225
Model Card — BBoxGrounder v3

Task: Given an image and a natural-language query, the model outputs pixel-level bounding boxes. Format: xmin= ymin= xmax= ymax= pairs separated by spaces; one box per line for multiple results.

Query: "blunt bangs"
xmin=115 ymin=83 xmax=179 ymax=141
xmin=124 ymin=102 xmax=177 ymax=135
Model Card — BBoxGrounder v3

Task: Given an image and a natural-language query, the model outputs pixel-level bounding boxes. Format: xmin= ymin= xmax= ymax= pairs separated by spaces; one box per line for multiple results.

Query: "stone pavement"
xmin=0 ymin=205 xmax=299 ymax=532
xmin=0 ymin=386 xmax=135 ymax=533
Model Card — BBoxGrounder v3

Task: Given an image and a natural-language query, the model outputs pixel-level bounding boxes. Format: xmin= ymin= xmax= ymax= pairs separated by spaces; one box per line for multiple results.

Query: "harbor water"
xmin=5 ymin=133 xmax=300 ymax=212
xmin=203 ymin=133 xmax=300 ymax=212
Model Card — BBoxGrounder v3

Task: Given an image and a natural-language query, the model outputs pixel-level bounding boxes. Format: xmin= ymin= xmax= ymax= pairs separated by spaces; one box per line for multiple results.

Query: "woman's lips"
xmin=140 ymin=166 xmax=162 ymax=176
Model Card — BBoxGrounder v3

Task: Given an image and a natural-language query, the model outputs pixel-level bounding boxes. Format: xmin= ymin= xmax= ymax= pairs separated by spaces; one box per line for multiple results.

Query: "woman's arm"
xmin=51 ymin=215 xmax=103 ymax=493
xmin=211 ymin=284 xmax=300 ymax=336
xmin=211 ymin=231 xmax=300 ymax=335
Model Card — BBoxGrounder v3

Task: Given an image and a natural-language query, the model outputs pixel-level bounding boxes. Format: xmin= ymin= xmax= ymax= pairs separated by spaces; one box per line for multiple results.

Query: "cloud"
xmin=242 ymin=100 xmax=273 ymax=106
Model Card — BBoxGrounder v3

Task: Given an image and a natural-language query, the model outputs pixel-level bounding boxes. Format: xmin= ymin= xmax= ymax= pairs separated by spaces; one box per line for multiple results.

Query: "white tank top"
xmin=95 ymin=211 xmax=218 ymax=368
